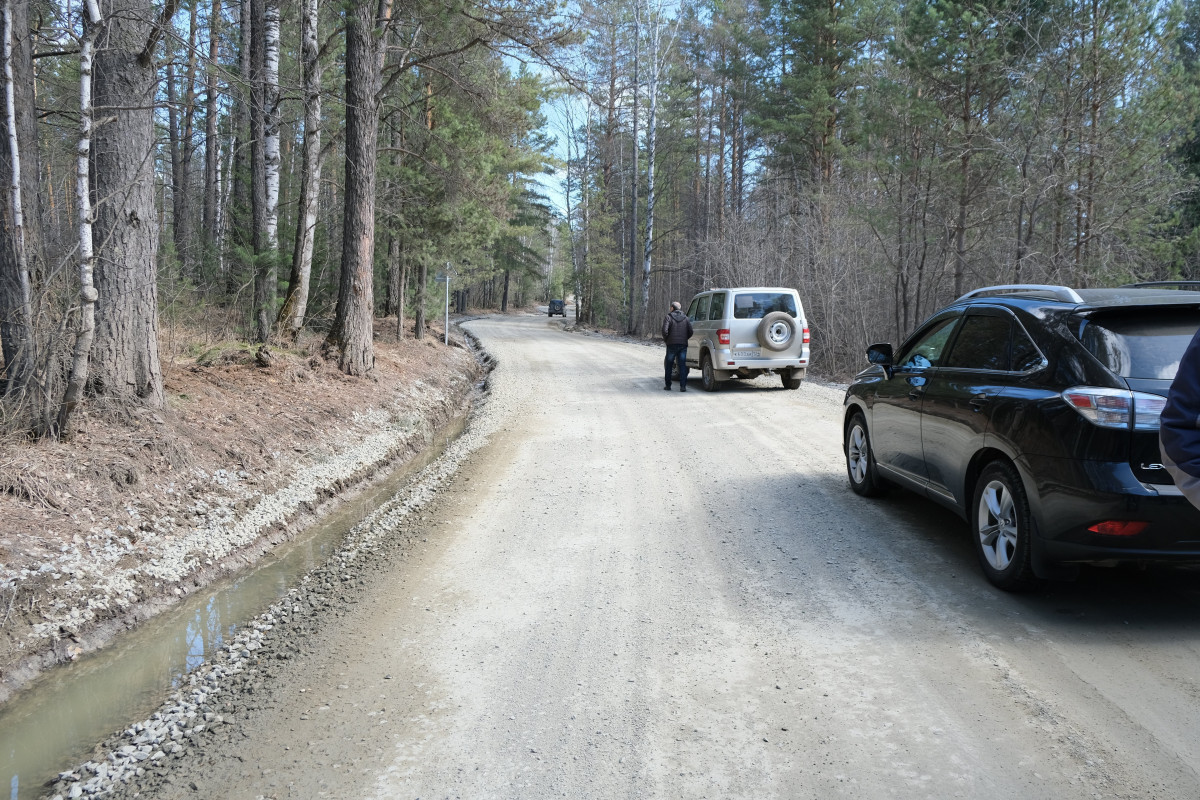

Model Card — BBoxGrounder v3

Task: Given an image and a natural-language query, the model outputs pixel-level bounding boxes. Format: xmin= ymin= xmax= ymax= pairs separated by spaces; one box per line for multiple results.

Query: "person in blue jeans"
xmin=662 ymin=301 xmax=693 ymax=392
xmin=1161 ymin=327 xmax=1200 ymax=510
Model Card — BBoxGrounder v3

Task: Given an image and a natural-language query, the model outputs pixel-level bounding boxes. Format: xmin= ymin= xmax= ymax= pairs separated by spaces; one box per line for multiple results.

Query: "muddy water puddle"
xmin=0 ymin=416 xmax=465 ymax=799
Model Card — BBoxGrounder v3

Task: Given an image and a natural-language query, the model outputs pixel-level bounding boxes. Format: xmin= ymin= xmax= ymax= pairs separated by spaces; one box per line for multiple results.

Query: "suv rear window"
xmin=1079 ymin=311 xmax=1200 ymax=379
xmin=732 ymin=292 xmax=797 ymax=319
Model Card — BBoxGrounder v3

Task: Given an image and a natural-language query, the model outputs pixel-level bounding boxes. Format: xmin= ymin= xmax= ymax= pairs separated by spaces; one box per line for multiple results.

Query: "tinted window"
xmin=944 ymin=315 xmax=1011 ymax=370
xmin=1079 ymin=311 xmax=1200 ymax=379
xmin=686 ymin=297 xmax=699 ymax=319
xmin=709 ymin=292 xmax=726 ymax=321
xmin=732 ymin=292 xmax=797 ymax=319
xmin=898 ymin=318 xmax=958 ymax=370
xmin=1011 ymin=325 xmax=1042 ymax=371
xmin=690 ymin=295 xmax=711 ymax=322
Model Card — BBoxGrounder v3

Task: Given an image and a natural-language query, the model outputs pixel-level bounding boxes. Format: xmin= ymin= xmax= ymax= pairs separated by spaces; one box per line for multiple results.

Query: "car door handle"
xmin=908 ymin=388 xmax=924 ymax=401
xmin=969 ymin=394 xmax=990 ymax=411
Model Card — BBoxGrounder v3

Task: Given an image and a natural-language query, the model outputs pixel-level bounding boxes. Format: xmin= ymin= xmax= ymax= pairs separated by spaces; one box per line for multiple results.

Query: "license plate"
xmin=735 ymin=348 xmax=760 ymax=359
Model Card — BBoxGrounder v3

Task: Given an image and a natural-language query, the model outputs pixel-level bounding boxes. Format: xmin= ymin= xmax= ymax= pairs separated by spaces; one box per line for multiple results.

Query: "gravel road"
xmin=83 ymin=312 xmax=1200 ymax=799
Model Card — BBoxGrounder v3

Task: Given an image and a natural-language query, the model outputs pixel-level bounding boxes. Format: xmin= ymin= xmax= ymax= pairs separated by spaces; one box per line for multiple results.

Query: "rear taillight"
xmin=718 ymin=329 xmax=730 ymax=345
xmin=1133 ymin=393 xmax=1167 ymax=429
xmin=1088 ymin=520 xmax=1149 ymax=536
xmin=802 ymin=326 xmax=810 ymax=344
xmin=1061 ymin=387 xmax=1166 ymax=430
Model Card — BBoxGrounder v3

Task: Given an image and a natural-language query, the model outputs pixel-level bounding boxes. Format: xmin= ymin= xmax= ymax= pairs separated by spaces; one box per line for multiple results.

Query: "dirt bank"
xmin=0 ymin=325 xmax=483 ymax=707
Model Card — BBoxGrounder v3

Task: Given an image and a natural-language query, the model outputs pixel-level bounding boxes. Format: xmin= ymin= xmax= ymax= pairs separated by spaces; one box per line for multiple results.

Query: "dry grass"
xmin=0 ymin=316 xmax=479 ymax=576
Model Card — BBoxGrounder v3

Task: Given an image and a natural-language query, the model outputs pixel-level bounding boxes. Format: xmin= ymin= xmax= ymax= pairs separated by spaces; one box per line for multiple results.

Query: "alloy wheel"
xmin=977 ymin=479 xmax=1019 ymax=571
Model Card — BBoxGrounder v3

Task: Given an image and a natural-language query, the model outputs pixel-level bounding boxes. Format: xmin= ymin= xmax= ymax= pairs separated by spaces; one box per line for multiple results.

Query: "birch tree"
xmin=168 ymin=0 xmax=199 ymax=275
xmin=639 ymin=3 xmax=678 ymax=333
xmin=202 ymin=0 xmax=222 ymax=271
xmin=0 ymin=0 xmax=41 ymax=394
xmin=58 ymin=0 xmax=105 ymax=435
xmin=279 ymin=0 xmax=322 ymax=338
xmin=250 ymin=0 xmax=280 ymax=341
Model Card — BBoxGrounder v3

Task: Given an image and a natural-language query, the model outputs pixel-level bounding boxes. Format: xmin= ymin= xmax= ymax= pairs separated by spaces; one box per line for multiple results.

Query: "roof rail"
xmin=1118 ymin=281 xmax=1200 ymax=291
xmin=956 ymin=284 xmax=1084 ymax=304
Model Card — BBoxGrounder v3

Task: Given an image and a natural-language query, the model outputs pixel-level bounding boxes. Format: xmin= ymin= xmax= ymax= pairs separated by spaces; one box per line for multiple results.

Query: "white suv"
xmin=684 ymin=287 xmax=810 ymax=391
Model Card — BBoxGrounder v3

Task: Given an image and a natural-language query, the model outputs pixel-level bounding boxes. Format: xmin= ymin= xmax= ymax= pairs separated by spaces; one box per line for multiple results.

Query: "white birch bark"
xmin=629 ymin=1 xmax=639 ymax=333
xmin=58 ymin=0 xmax=104 ymax=435
xmin=263 ymin=0 xmax=280 ymax=251
xmin=219 ymin=139 xmax=231 ymax=276
xmin=2 ymin=0 xmax=30 ymax=336
xmin=202 ymin=0 xmax=221 ymax=261
xmin=640 ymin=6 xmax=677 ymax=323
xmin=581 ymin=103 xmax=592 ymax=324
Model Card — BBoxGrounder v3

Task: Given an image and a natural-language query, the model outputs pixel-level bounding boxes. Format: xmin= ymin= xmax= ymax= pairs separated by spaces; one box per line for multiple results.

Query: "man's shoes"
xmin=680 ymin=386 xmax=687 ymax=392
xmin=664 ymin=384 xmax=671 ymax=391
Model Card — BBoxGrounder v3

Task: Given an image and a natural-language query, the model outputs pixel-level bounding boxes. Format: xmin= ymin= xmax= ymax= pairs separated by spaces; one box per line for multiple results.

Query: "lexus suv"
xmin=684 ymin=287 xmax=810 ymax=391
xmin=842 ymin=283 xmax=1200 ymax=590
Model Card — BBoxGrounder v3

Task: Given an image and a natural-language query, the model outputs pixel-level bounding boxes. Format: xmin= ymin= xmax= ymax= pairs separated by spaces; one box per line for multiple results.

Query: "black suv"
xmin=548 ymin=299 xmax=566 ymax=317
xmin=842 ymin=283 xmax=1200 ymax=590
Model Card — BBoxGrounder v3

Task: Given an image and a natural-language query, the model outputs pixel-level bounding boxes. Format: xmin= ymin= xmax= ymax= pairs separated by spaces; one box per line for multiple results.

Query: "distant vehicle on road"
xmin=548 ymin=299 xmax=566 ymax=317
xmin=684 ymin=287 xmax=810 ymax=391
xmin=842 ymin=282 xmax=1200 ymax=590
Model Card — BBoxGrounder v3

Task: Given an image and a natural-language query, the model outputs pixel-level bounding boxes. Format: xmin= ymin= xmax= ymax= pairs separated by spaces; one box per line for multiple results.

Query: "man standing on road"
xmin=662 ymin=301 xmax=693 ymax=392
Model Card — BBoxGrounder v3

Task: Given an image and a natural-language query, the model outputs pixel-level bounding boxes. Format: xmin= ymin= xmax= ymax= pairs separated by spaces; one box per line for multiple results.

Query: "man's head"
xmin=671 ymin=301 xmax=681 ymax=311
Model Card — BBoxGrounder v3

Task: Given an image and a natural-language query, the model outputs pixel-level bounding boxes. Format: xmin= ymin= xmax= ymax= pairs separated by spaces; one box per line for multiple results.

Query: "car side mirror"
xmin=866 ymin=343 xmax=894 ymax=366
xmin=867 ymin=343 xmax=894 ymax=378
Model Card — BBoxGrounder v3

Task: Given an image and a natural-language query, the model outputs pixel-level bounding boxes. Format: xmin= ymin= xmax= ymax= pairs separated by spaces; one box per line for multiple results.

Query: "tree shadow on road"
xmin=802 ymin=470 xmax=1200 ymax=636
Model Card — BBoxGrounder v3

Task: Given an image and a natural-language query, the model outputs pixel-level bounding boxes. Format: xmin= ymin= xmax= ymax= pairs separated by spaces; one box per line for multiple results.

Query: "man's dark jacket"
xmin=663 ymin=310 xmax=693 ymax=346
xmin=1161 ymin=327 xmax=1200 ymax=509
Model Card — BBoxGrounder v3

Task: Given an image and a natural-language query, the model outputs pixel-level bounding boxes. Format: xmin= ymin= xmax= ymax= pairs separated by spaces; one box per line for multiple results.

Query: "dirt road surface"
xmin=110 ymin=313 xmax=1200 ymax=799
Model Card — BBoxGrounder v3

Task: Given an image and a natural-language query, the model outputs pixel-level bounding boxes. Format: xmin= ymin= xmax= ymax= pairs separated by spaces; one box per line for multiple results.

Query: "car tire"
xmin=781 ymin=368 xmax=802 ymax=390
xmin=845 ymin=413 xmax=886 ymax=497
xmin=701 ymin=353 xmax=718 ymax=392
xmin=757 ymin=312 xmax=797 ymax=352
xmin=971 ymin=461 xmax=1037 ymax=591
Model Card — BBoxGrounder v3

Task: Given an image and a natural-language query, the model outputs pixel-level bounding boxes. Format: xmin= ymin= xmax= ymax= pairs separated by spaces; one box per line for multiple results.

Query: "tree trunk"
xmin=954 ymin=92 xmax=971 ymax=299
xmin=397 ymin=244 xmax=407 ymax=340
xmin=580 ymin=104 xmax=592 ymax=325
xmin=382 ymin=120 xmax=401 ymax=320
xmin=202 ymin=0 xmax=221 ymax=271
xmin=169 ymin=2 xmax=198 ymax=276
xmin=58 ymin=0 xmax=104 ymax=435
xmin=228 ymin=0 xmax=251 ymax=291
xmin=326 ymin=0 xmax=391 ymax=374
xmin=0 ymin=0 xmax=42 ymax=392
xmin=279 ymin=0 xmax=321 ymax=339
xmin=182 ymin=1 xmax=199 ymax=272
xmin=640 ymin=12 xmax=660 ymax=333
xmin=716 ymin=50 xmax=726 ymax=237
xmin=385 ymin=233 xmax=401 ymax=318
xmin=628 ymin=4 xmax=640 ymax=335
xmin=263 ymin=0 xmax=280 ymax=278
xmin=249 ymin=0 xmax=276 ymax=341
xmin=415 ymin=260 xmax=427 ymax=340
xmin=84 ymin=0 xmax=165 ymax=408
xmin=167 ymin=60 xmax=184 ymax=262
